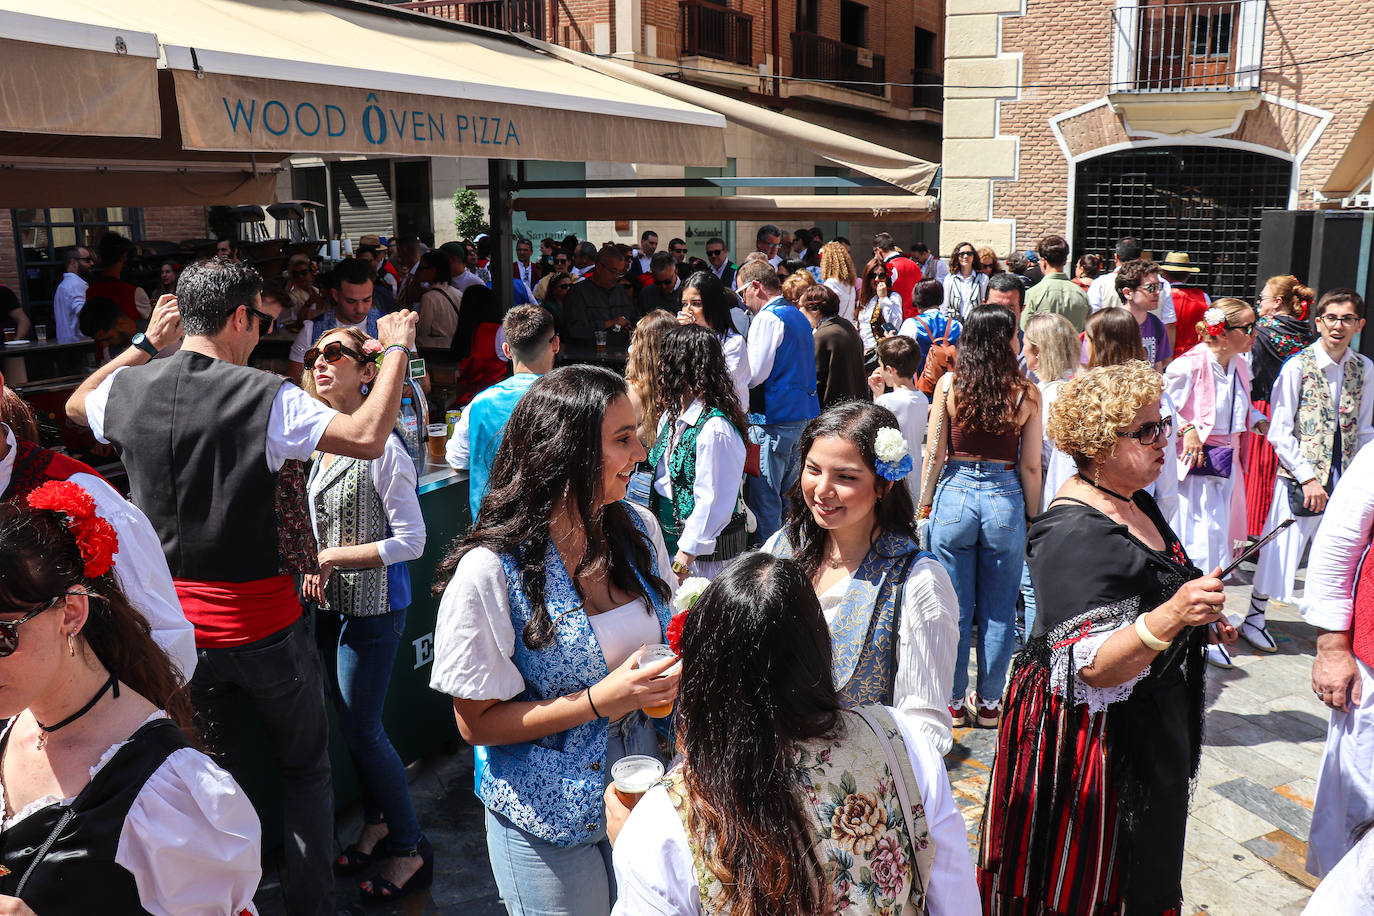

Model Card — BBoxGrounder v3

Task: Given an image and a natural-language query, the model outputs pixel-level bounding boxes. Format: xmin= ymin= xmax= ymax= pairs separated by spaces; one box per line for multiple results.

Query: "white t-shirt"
xmin=876 ymin=387 xmax=929 ymax=503
xmin=823 ymin=277 xmax=858 ymax=322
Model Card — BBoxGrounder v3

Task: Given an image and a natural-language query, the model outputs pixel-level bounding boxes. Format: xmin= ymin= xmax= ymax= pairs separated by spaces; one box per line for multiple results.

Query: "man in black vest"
xmin=67 ymin=258 xmax=418 ymax=916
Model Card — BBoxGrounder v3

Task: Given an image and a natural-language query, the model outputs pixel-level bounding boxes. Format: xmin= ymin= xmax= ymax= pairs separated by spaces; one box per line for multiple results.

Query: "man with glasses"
xmin=565 ymin=245 xmax=634 ymax=341
xmin=54 ymin=245 xmax=94 ymax=343
xmin=1249 ymin=288 xmax=1374 ymax=658
xmin=705 ymin=236 xmax=737 ymax=288
xmin=1116 ymin=259 xmax=1173 ymax=371
xmin=638 ymin=251 xmax=682 ymax=315
xmin=756 ymin=224 xmax=784 ymax=268
xmin=66 ymin=257 xmax=419 ymax=916
xmin=287 ymin=258 xmax=384 ymax=381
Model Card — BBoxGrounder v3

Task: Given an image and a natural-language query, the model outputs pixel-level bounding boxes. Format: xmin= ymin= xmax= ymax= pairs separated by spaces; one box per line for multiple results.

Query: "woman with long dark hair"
xmin=649 ymin=324 xmax=749 ymax=582
xmin=0 ymin=487 xmax=260 ymax=913
xmin=920 ymin=304 xmax=1042 ymax=729
xmin=607 ymin=553 xmax=978 ymax=914
xmin=452 ymin=284 xmax=509 ymax=406
xmin=766 ymin=401 xmax=959 ymax=753
xmin=943 ymin=241 xmax=987 ymax=318
xmin=678 ymin=270 xmax=750 ymax=408
xmin=856 ymin=256 xmax=903 ymax=360
xmin=430 ymin=365 xmax=679 ymax=915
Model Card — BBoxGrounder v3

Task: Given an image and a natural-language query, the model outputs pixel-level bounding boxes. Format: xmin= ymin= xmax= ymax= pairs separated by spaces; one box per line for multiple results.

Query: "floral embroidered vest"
xmin=482 ymin=503 xmax=672 ymax=847
xmin=2 ymin=437 xmax=94 ymax=503
xmin=646 ymin=407 xmax=746 ymax=557
xmin=1281 ymin=345 xmax=1364 ymax=485
xmin=771 ymin=532 xmax=926 ymax=707
xmin=308 ymin=453 xmax=388 ymax=616
xmin=664 ymin=706 xmax=935 ymax=915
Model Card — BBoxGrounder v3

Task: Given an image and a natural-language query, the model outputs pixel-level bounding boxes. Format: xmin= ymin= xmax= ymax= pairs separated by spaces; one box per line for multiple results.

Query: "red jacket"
xmin=884 ymin=254 xmax=923 ymax=320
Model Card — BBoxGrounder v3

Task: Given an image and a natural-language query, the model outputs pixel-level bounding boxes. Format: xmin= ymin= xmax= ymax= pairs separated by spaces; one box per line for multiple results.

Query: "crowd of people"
xmin=0 ymin=220 xmax=1371 ymax=916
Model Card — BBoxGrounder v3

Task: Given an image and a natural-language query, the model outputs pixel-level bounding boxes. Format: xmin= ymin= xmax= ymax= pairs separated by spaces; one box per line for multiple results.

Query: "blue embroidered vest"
xmin=771 ymin=531 xmax=928 ymax=706
xmin=467 ymin=373 xmax=539 ymax=515
xmin=482 ymin=504 xmax=672 ymax=846
xmin=757 ymin=298 xmax=820 ymax=424
xmin=309 ymin=307 xmax=382 ymax=344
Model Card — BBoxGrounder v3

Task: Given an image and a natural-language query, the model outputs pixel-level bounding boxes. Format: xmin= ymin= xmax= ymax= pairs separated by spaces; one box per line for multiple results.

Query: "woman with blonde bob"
xmin=820 ymin=240 xmax=859 ymax=321
xmin=979 ymin=361 xmax=1229 ymax=916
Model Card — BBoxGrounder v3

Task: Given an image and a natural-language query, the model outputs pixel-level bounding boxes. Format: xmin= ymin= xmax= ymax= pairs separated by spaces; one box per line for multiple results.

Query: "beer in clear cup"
xmin=635 ymin=644 xmax=678 ymax=718
xmin=611 ymin=754 xmax=665 ymax=806
xmin=426 ymin=423 xmax=447 ymax=462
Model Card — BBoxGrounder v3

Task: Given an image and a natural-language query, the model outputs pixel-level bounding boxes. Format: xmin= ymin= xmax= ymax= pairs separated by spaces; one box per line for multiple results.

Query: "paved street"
xmin=258 ymin=569 xmax=1327 ymax=915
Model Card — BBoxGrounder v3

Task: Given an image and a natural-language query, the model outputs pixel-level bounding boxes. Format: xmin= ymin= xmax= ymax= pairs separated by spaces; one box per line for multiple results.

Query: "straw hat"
xmin=1158 ymin=251 xmax=1201 ymax=274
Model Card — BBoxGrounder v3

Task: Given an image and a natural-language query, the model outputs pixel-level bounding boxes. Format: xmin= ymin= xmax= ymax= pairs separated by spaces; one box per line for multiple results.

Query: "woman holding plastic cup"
xmin=430 ymin=365 xmax=679 ymax=916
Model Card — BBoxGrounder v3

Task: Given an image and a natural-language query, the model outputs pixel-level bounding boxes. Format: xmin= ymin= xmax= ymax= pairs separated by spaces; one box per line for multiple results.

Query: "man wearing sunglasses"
xmin=705 ymin=236 xmax=736 ymax=288
xmin=66 ymin=257 xmax=420 ymax=916
xmin=1116 ymin=259 xmax=1174 ymax=372
xmin=637 ymin=252 xmax=682 ymax=316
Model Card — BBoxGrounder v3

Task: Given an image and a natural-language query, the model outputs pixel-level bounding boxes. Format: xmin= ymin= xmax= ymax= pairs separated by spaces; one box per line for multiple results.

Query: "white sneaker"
xmin=1240 ymin=612 xmax=1278 ymax=653
xmin=1205 ymin=643 xmax=1235 ymax=669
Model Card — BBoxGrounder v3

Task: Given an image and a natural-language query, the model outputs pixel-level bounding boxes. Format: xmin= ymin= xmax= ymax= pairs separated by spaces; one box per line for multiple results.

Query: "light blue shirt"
xmin=53 ymin=272 xmax=88 ymax=343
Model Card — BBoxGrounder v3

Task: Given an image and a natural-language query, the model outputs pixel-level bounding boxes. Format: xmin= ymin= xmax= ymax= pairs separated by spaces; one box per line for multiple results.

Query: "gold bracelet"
xmin=1134 ymin=615 xmax=1172 ymax=652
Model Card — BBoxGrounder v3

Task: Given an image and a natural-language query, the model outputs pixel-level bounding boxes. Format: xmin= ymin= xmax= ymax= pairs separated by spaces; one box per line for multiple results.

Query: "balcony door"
xmin=1135 ymin=0 xmax=1238 ymax=91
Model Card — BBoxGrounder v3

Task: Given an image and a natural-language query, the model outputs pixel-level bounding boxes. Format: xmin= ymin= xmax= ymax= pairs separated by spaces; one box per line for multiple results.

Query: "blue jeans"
xmin=746 ymin=420 xmax=807 ymax=544
xmin=1019 ymin=559 xmax=1038 ymax=643
xmin=929 ymin=462 xmax=1026 ymax=707
xmin=316 ymin=609 xmax=423 ymax=852
xmin=485 ymin=711 xmax=661 ymax=915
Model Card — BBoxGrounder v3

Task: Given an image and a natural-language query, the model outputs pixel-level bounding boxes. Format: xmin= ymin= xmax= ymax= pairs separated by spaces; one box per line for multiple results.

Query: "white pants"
xmin=1308 ymin=658 xmax=1374 ymax=877
xmin=1251 ymin=481 xmax=1324 ymax=604
xmin=1175 ymin=472 xmax=1236 ymax=574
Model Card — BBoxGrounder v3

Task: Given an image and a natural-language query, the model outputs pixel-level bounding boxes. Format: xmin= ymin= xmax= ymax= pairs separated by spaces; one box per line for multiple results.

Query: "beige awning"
xmin=0 ymin=9 xmax=161 ymax=138
xmin=1324 ymin=102 xmax=1374 ymax=196
xmin=0 ymin=0 xmax=726 ymax=167
xmin=516 ymin=195 xmax=937 ymax=222
xmin=513 ymin=35 xmax=940 ymax=195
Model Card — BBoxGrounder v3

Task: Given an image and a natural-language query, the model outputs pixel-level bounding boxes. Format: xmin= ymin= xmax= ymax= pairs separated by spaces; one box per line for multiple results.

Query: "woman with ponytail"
xmin=0 ymin=485 xmax=260 ymax=914
xmin=607 ymin=553 xmax=978 ymax=915
xmin=1244 ymin=275 xmax=1318 ymax=538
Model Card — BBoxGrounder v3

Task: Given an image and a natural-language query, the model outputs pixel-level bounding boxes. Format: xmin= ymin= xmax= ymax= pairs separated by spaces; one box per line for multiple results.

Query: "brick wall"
xmin=0 ymin=211 xmax=17 ymax=292
xmin=142 ymin=206 xmax=209 ymax=244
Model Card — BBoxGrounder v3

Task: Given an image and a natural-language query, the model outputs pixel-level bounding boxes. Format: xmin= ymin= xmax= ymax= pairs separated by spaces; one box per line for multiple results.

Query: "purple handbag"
xmin=1188 ymin=444 xmax=1234 ymax=478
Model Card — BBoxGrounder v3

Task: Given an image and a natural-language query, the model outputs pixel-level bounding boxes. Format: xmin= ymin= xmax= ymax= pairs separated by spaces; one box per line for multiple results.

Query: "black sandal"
xmin=358 ymin=836 xmax=434 ymax=904
xmin=334 ymin=823 xmax=393 ymax=876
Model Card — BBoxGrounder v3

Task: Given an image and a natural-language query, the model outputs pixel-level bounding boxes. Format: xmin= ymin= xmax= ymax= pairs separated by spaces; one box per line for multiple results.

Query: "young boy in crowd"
xmin=1246 ymin=289 xmax=1374 ymax=655
xmin=868 ymin=334 xmax=929 ymax=502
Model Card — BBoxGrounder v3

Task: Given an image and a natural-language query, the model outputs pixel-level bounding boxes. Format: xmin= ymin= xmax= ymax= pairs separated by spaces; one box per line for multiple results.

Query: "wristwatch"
xmin=131 ymin=332 xmax=159 ymax=358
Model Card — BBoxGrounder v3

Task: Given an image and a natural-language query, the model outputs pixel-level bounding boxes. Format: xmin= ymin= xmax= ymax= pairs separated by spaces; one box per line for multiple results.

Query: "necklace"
xmin=1077 ymin=473 xmax=1133 ymax=503
xmin=34 ymin=673 xmax=119 ymax=751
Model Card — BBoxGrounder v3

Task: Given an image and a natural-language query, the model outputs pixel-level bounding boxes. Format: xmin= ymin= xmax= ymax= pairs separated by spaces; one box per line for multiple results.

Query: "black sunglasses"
xmin=706 ymin=249 xmax=724 ymax=256
xmin=303 ymin=340 xmax=364 ymax=370
xmin=1117 ymin=415 xmax=1173 ymax=447
xmin=0 ymin=593 xmax=72 ymax=657
xmin=244 ymin=304 xmax=276 ymax=335
xmin=1226 ymin=322 xmax=1257 ymax=335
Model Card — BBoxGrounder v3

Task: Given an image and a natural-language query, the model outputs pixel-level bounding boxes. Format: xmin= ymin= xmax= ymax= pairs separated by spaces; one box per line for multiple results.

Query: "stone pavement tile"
xmin=1232 ymin=860 xmax=1318 ymax=910
xmin=1184 ymin=815 xmax=1271 ymax=872
xmin=1211 ymin=777 xmax=1312 ymax=841
xmin=1195 ymin=752 xmax=1247 ymax=791
xmin=1274 ymin=777 xmax=1318 ymax=810
xmin=1206 ymin=742 xmax=1304 ymax=789
xmin=1243 ymin=830 xmax=1321 ymax=891
xmin=1190 ymin=795 xmax=1279 ymax=843
xmin=1248 ymin=735 xmax=1324 ymax=778
xmin=1184 ymin=865 xmax=1285 ymax=916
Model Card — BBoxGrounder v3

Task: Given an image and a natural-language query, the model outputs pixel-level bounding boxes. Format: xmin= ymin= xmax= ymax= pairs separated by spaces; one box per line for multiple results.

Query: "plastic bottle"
xmin=398 ymin=396 xmax=424 ymax=476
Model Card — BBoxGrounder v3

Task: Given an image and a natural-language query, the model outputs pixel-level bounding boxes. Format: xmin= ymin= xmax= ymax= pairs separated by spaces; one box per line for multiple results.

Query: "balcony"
xmin=790 ymin=32 xmax=887 ymax=110
xmin=1108 ymin=0 xmax=1265 ymax=135
xmin=680 ymin=0 xmax=753 ymax=67
xmin=397 ymin=0 xmax=551 ymax=41
xmin=911 ymin=68 xmax=943 ymax=112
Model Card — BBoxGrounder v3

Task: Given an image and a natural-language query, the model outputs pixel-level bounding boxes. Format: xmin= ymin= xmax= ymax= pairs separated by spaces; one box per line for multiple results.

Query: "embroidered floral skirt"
xmin=976 ymin=662 xmax=1183 ymax=916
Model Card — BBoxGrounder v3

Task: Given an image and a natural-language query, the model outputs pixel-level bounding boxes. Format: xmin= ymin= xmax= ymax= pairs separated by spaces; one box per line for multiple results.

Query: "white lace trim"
xmin=1045 ymin=598 xmax=1151 ymax=714
xmin=1 ymin=711 xmax=169 ymax=830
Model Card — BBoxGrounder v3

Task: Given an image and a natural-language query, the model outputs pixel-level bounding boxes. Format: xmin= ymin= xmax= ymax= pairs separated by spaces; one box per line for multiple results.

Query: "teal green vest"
xmin=646 ymin=407 xmax=745 ymax=558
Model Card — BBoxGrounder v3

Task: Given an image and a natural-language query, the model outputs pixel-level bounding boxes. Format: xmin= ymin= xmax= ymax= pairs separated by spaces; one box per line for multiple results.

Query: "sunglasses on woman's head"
xmin=1117 ymin=415 xmax=1173 ymax=447
xmin=303 ymin=340 xmax=364 ymax=370
xmin=0 ymin=593 xmax=73 ymax=657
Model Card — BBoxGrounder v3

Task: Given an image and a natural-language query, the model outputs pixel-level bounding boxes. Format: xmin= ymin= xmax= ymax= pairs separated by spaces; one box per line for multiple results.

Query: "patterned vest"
xmin=646 ymin=407 xmax=746 ymax=558
xmin=664 ymin=706 xmax=934 ymax=915
xmin=772 ymin=532 xmax=926 ymax=706
xmin=1279 ymin=346 xmax=1363 ymax=485
xmin=308 ymin=453 xmax=389 ymax=616
xmin=2 ymin=438 xmax=95 ymax=503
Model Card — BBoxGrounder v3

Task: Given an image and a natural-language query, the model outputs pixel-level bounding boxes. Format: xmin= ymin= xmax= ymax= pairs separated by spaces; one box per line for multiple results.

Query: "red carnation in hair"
xmin=26 ymin=480 xmax=120 ymax=579
xmin=665 ymin=611 xmax=687 ymax=655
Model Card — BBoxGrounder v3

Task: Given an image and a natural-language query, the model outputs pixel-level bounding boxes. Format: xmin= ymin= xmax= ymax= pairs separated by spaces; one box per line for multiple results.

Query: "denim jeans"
xmin=929 ymin=462 xmax=1026 ymax=708
xmin=316 ymin=608 xmax=422 ymax=852
xmin=485 ymin=711 xmax=661 ymax=915
xmin=1019 ymin=559 xmax=1038 ymax=643
xmin=190 ymin=614 xmax=334 ymax=916
xmin=746 ymin=420 xmax=807 ymax=544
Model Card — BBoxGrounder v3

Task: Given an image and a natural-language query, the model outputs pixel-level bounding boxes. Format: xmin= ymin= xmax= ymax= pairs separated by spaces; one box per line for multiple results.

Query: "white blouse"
xmin=589 ymin=599 xmax=664 ymax=671
xmin=307 ymin=434 xmax=426 ymax=567
xmin=609 ymin=709 xmax=981 ymax=916
xmin=857 ymin=294 xmax=904 ymax=350
xmin=823 ymin=277 xmax=858 ymax=322
xmin=652 ymin=400 xmax=747 ymax=558
xmin=1162 ymin=350 xmax=1258 ymax=442
xmin=1 ymin=713 xmax=262 ymax=916
xmin=430 ymin=504 xmax=676 ymax=701
xmin=719 ymin=331 xmax=751 ymax=411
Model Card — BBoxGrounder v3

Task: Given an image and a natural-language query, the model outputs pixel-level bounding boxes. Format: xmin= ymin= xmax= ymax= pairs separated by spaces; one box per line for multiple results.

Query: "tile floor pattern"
xmin=258 ymin=574 xmax=1327 ymax=915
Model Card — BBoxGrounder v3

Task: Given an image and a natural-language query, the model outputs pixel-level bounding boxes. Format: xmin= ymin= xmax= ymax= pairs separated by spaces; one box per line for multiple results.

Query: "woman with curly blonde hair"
xmin=625 ymin=310 xmax=679 ymax=448
xmin=979 ymin=361 xmax=1231 ymax=916
xmin=819 ymin=240 xmax=859 ymax=321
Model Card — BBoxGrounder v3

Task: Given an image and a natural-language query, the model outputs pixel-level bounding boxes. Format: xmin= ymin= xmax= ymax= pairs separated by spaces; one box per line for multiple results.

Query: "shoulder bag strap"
xmin=852 ymin=706 xmax=931 ymax=916
xmin=917 ymin=373 xmax=952 ymax=514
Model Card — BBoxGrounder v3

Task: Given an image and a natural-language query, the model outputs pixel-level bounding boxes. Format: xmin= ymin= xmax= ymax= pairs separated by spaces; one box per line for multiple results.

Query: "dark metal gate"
xmin=1072 ymin=145 xmax=1292 ymax=298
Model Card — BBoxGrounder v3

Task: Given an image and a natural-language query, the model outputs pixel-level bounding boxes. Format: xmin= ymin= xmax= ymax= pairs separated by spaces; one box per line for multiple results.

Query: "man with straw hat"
xmin=1158 ymin=251 xmax=1210 ymax=353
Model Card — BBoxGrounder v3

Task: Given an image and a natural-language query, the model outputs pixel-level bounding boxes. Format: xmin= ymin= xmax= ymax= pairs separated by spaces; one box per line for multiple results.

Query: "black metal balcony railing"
xmin=680 ymin=0 xmax=753 ymax=66
xmin=911 ymin=67 xmax=943 ymax=111
xmin=790 ymin=32 xmax=886 ymax=97
xmin=1111 ymin=0 xmax=1265 ymax=92
xmin=398 ymin=0 xmax=549 ymax=41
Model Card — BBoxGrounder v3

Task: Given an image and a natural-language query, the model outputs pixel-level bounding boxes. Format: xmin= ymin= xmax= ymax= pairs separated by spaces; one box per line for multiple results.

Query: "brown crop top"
xmin=946 ymin=387 xmax=1025 ymax=462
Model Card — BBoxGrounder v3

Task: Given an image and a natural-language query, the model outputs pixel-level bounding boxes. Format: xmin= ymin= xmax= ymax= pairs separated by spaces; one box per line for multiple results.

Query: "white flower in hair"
xmin=672 ymin=577 xmax=712 ymax=612
xmin=874 ymin=428 xmax=910 ymax=464
xmin=1203 ymin=307 xmax=1226 ymax=326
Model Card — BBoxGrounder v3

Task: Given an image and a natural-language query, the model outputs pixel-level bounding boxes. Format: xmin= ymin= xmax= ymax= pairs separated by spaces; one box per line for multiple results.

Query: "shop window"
xmin=10 ymin=208 xmax=143 ymax=323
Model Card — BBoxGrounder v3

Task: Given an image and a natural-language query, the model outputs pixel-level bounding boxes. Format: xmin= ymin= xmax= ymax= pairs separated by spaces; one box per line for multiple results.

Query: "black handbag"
xmin=1284 ymin=475 xmax=1331 ymax=518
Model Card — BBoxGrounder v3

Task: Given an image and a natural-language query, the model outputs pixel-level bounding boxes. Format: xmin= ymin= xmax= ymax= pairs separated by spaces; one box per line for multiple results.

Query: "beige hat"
xmin=358 ymin=234 xmax=383 ymax=248
xmin=1158 ymin=251 xmax=1201 ymax=274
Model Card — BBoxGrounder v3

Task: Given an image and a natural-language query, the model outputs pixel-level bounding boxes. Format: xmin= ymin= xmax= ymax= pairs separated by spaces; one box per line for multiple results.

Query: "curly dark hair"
xmin=656 ymin=325 xmax=748 ymax=440
xmin=0 ymin=501 xmax=197 ymax=742
xmin=431 ymin=366 xmax=670 ymax=649
xmin=952 ymin=303 xmax=1032 ymax=434
xmin=782 ymin=401 xmax=918 ymax=578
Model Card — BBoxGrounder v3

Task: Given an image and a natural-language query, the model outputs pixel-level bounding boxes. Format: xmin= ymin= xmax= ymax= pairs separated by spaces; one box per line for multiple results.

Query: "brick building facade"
xmin=941 ymin=0 xmax=1374 ymax=297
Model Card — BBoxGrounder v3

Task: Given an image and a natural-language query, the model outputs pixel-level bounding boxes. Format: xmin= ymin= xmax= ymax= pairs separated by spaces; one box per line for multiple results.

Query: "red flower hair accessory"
xmin=666 ymin=577 xmax=711 ymax=655
xmin=26 ymin=481 xmax=120 ymax=579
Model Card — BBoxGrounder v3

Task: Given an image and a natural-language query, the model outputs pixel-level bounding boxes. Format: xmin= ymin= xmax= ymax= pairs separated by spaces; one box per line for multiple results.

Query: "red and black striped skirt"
xmin=1243 ymin=401 xmax=1278 ymax=538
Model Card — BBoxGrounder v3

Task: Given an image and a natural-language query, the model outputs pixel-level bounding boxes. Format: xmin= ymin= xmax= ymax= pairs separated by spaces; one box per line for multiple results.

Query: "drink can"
xmin=446 ymin=409 xmax=461 ymax=439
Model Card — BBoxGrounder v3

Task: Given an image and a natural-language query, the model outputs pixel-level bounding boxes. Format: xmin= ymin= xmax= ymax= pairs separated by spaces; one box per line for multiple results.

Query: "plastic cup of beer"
xmin=426 ymin=423 xmax=447 ymax=462
xmin=35 ymin=324 xmax=47 ymax=342
xmin=611 ymin=754 xmax=665 ymax=807
xmin=635 ymin=644 xmax=679 ymax=718
xmin=594 ymin=329 xmax=607 ymax=354
xmin=2 ymin=328 xmax=14 ymax=343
